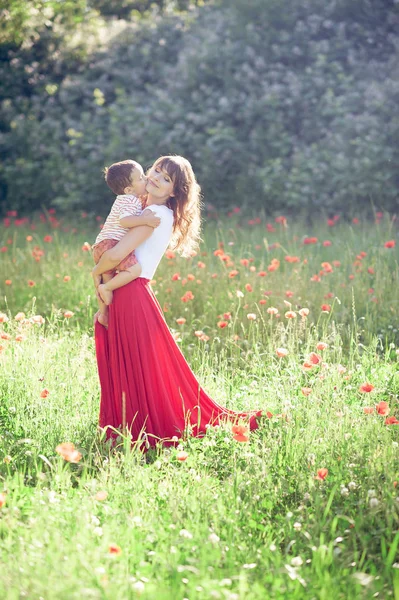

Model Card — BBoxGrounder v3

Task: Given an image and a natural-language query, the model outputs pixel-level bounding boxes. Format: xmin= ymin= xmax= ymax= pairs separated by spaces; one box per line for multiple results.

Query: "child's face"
xmin=127 ymin=165 xmax=147 ymax=196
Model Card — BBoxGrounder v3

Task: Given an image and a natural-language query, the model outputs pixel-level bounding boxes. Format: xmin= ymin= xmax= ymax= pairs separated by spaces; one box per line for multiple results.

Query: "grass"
xmin=0 ymin=210 xmax=398 ymax=599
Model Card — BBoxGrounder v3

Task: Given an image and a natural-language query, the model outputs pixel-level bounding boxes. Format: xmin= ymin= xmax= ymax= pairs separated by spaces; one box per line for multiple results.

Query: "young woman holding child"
xmin=93 ymin=155 xmax=262 ymax=447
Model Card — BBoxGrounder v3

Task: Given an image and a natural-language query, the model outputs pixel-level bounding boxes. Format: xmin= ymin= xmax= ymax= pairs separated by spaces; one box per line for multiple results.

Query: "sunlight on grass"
xmin=0 ymin=210 xmax=398 ymax=599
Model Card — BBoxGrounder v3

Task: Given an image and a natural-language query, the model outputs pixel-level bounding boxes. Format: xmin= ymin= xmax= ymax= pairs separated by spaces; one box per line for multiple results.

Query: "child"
xmin=92 ymin=159 xmax=160 ymax=327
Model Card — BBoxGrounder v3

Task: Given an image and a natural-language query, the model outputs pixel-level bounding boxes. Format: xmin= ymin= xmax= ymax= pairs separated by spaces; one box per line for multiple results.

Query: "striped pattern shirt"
xmin=93 ymin=194 xmax=144 ymax=247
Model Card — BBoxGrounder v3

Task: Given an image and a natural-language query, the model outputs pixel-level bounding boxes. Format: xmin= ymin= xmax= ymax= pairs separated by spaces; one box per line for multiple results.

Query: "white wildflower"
xmin=291 ymin=556 xmax=303 ymax=567
xmin=208 ymin=533 xmax=220 ymax=544
xmin=179 ymin=529 xmax=193 ymax=539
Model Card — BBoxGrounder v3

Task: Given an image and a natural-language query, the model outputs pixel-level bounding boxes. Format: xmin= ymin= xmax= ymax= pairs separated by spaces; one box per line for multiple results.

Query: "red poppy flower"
xmin=308 ymin=352 xmax=322 ymax=365
xmin=245 ymin=283 xmax=253 ymax=292
xmin=384 ymin=240 xmax=395 ymax=249
xmin=321 ymin=262 xmax=333 ymax=273
xmin=376 ymin=401 xmax=389 ymax=416
xmin=232 ymin=428 xmax=249 ymax=443
xmin=276 ymin=348 xmax=289 ymax=357
xmin=359 ymin=383 xmax=374 ymax=393
xmin=108 ymin=543 xmax=122 ymax=555
xmin=217 ymin=320 xmax=228 ymax=329
xmin=315 ymin=468 xmax=328 ymax=481
xmin=285 ymin=311 xmax=296 ymax=319
xmin=301 ymin=387 xmax=312 ymax=396
xmin=316 ymin=342 xmax=328 ymax=351
xmin=176 ymin=451 xmax=189 ymax=461
xmin=363 ymin=407 xmax=374 ymax=414
xmin=40 ymin=389 xmax=50 ymax=398
xmin=321 ymin=304 xmax=331 ymax=312
xmin=181 ymin=291 xmax=194 ymax=303
xmin=232 ymin=424 xmax=248 ymax=436
xmin=385 ymin=416 xmax=399 ymax=425
xmin=302 ymin=361 xmax=313 ymax=370
xmin=55 ymin=442 xmax=82 ymax=463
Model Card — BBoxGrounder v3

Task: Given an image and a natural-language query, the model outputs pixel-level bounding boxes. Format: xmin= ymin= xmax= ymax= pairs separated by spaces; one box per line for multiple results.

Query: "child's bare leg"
xmin=98 ymin=263 xmax=142 ymax=305
xmin=97 ymin=272 xmax=114 ymax=327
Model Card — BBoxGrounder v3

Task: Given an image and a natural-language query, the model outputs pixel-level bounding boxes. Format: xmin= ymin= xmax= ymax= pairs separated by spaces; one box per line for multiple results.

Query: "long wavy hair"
xmin=150 ymin=155 xmax=202 ymax=257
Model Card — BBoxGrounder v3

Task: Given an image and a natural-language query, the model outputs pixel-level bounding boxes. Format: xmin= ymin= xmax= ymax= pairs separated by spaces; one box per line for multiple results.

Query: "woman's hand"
xmin=92 ymin=224 xmax=154 ymax=277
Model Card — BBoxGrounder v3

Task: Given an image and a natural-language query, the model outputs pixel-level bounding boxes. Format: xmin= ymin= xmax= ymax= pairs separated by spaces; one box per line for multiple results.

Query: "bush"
xmin=1 ymin=0 xmax=398 ymax=217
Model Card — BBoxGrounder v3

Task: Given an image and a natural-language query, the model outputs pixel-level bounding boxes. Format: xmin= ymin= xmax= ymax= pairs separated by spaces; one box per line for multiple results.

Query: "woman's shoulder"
xmin=146 ymin=204 xmax=173 ymax=214
xmin=146 ymin=204 xmax=174 ymax=221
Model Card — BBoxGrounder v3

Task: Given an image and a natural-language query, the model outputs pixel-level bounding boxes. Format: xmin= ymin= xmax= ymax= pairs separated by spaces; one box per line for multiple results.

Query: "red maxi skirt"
xmin=95 ymin=278 xmax=262 ymax=447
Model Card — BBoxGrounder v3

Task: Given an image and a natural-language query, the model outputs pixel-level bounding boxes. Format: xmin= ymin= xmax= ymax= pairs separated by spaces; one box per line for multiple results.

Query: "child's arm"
xmin=120 ymin=212 xmax=160 ymax=229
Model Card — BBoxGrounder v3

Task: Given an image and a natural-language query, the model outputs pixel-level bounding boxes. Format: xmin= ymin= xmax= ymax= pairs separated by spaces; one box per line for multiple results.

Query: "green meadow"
xmin=0 ymin=211 xmax=398 ymax=599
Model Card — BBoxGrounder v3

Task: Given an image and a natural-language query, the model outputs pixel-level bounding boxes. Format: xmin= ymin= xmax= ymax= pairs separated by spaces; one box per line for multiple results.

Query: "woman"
xmin=93 ymin=155 xmax=262 ymax=447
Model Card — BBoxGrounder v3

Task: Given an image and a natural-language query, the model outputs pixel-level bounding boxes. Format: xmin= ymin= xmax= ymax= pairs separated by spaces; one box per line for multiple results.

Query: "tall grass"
xmin=0 ymin=212 xmax=398 ymax=599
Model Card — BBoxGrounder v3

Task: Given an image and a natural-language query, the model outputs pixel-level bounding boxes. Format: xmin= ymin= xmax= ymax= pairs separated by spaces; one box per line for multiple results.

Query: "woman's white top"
xmin=93 ymin=194 xmax=143 ymax=247
xmin=135 ymin=204 xmax=174 ymax=280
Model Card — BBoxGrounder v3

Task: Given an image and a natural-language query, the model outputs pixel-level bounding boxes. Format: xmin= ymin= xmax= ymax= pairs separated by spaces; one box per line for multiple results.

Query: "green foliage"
xmin=1 ymin=0 xmax=398 ymax=216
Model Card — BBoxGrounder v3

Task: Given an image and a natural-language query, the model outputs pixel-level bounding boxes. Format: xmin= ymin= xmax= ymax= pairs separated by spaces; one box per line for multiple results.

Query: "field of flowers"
xmin=0 ymin=208 xmax=398 ymax=599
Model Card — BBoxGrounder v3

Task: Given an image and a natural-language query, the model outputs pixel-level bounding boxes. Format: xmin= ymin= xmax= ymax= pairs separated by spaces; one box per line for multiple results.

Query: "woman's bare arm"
xmin=92 ymin=225 xmax=153 ymax=280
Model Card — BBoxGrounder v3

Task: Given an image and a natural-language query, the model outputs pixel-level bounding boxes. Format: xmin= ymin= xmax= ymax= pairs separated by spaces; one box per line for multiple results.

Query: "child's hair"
xmin=103 ymin=160 xmax=137 ymax=195
xmin=151 ymin=156 xmax=202 ymax=257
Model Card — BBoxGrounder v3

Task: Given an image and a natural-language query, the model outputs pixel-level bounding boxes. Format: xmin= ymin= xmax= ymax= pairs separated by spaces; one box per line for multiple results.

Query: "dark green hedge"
xmin=1 ymin=0 xmax=398 ymax=217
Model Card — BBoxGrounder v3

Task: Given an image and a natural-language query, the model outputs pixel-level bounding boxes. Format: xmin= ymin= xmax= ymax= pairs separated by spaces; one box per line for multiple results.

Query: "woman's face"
xmin=146 ymin=164 xmax=174 ymax=201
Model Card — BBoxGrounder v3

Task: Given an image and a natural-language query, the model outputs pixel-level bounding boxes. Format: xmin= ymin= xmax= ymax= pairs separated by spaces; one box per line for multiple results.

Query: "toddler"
xmin=92 ymin=159 xmax=160 ymax=327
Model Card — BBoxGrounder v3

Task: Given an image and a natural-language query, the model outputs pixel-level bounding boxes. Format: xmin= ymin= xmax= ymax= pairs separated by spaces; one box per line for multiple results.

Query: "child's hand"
xmin=145 ymin=213 xmax=161 ymax=228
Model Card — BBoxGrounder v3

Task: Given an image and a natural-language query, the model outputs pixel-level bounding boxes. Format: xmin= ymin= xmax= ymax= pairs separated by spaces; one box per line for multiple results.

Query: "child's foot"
xmin=98 ymin=312 xmax=109 ymax=328
xmin=98 ymin=284 xmax=113 ymax=306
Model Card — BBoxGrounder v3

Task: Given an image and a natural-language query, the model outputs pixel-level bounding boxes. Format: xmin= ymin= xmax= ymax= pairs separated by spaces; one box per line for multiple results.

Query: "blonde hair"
xmin=151 ymin=156 xmax=202 ymax=257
